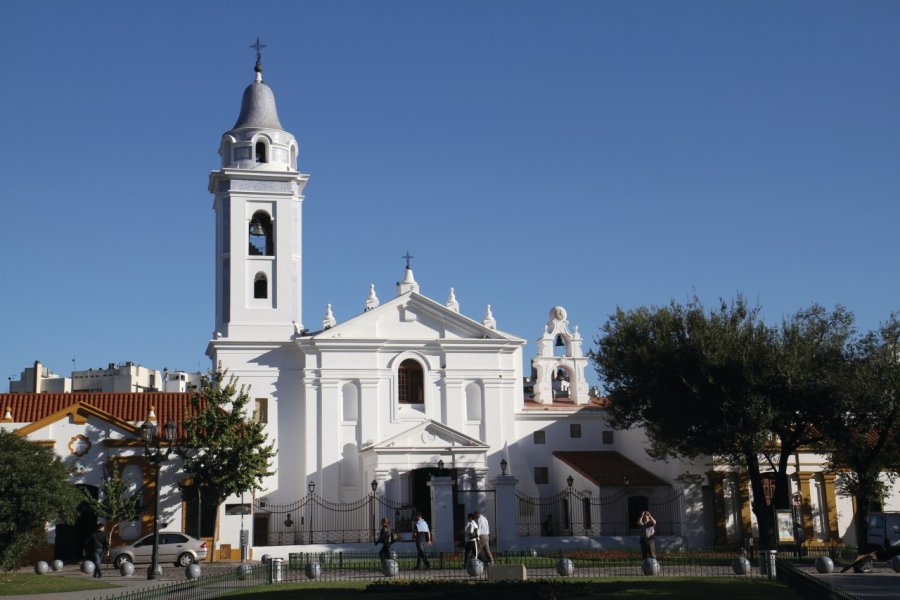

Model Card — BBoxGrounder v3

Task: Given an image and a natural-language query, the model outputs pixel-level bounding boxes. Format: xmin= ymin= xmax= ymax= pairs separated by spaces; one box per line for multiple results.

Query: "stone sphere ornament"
xmin=119 ymin=561 xmax=135 ymax=577
xmin=381 ymin=559 xmax=399 ymax=577
xmin=732 ymin=556 xmax=751 ymax=575
xmin=556 ymin=557 xmax=575 ymax=576
xmin=261 ymin=554 xmax=272 ymax=564
xmin=81 ymin=560 xmax=95 ymax=575
xmin=34 ymin=561 xmax=50 ymax=575
xmin=815 ymin=556 xmax=834 ymax=574
xmin=641 ymin=557 xmax=660 ymax=576
xmin=186 ymin=564 xmax=202 ymax=579
xmin=466 ymin=558 xmax=485 ymax=577
xmin=51 ymin=559 xmax=64 ymax=572
xmin=236 ymin=564 xmax=252 ymax=579
xmin=890 ymin=555 xmax=900 ymax=573
xmin=304 ymin=561 xmax=321 ymax=579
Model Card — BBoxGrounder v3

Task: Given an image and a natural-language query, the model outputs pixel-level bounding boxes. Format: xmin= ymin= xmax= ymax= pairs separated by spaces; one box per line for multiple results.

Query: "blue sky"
xmin=2 ymin=1 xmax=899 ymax=390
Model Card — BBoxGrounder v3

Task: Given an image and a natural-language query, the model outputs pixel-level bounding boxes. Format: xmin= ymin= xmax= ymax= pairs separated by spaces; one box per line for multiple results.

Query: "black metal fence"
xmin=516 ymin=488 xmax=684 ymax=537
xmin=253 ymin=493 xmax=414 ymax=545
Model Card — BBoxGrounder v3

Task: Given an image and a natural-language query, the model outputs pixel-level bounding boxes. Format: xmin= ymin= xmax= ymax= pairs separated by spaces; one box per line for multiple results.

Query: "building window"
xmin=249 ymin=211 xmax=273 ymax=256
xmin=254 ymin=398 xmax=268 ymax=424
xmin=465 ymin=382 xmax=482 ymax=421
xmin=253 ymin=273 xmax=268 ymax=299
xmin=398 ymin=359 xmax=424 ymax=404
xmin=342 ymin=382 xmax=359 ymax=422
xmin=602 ymin=430 xmax=614 ymax=445
xmin=570 ymin=424 xmax=582 ymax=438
xmin=255 ymin=141 xmax=267 ymax=163
xmin=534 ymin=467 xmax=549 ymax=485
xmin=533 ymin=430 xmax=546 ymax=445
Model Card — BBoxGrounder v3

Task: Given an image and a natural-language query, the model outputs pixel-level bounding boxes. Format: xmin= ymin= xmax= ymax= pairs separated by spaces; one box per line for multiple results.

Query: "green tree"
xmin=823 ymin=314 xmax=900 ymax=550
xmin=591 ymin=297 xmax=853 ymax=549
xmin=82 ymin=462 xmax=141 ymax=551
xmin=0 ymin=430 xmax=82 ymax=571
xmin=176 ymin=368 xmax=276 ymax=542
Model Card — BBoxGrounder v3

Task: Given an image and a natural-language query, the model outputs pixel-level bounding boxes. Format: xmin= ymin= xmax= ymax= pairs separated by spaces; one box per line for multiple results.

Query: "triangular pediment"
xmin=361 ymin=420 xmax=489 ymax=453
xmin=307 ymin=293 xmax=524 ymax=343
xmin=15 ymin=401 xmax=142 ymax=441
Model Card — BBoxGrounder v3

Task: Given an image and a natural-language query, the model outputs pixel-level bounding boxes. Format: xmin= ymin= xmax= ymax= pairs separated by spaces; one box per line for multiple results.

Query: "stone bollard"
xmin=304 ymin=561 xmax=321 ymax=580
xmin=119 ymin=561 xmax=135 ymax=577
xmin=236 ymin=563 xmax=252 ymax=579
xmin=381 ymin=559 xmax=399 ymax=577
xmin=815 ymin=556 xmax=834 ymax=574
xmin=51 ymin=560 xmax=64 ymax=572
xmin=466 ymin=558 xmax=485 ymax=577
xmin=186 ymin=564 xmax=202 ymax=579
xmin=732 ymin=556 xmax=751 ymax=575
xmin=34 ymin=561 xmax=50 ymax=575
xmin=556 ymin=558 xmax=574 ymax=576
xmin=641 ymin=557 xmax=660 ymax=576
xmin=81 ymin=560 xmax=95 ymax=575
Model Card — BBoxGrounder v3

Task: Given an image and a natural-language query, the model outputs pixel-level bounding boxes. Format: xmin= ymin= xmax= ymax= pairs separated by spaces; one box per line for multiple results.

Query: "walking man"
xmin=474 ymin=510 xmax=494 ymax=564
xmin=463 ymin=512 xmax=479 ymax=567
xmin=413 ymin=512 xmax=431 ymax=570
xmin=87 ymin=523 xmax=108 ymax=578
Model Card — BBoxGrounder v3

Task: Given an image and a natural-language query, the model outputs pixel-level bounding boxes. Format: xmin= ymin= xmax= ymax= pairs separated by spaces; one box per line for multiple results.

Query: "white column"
xmin=493 ymin=474 xmax=519 ymax=551
xmin=428 ymin=476 xmax=456 ymax=552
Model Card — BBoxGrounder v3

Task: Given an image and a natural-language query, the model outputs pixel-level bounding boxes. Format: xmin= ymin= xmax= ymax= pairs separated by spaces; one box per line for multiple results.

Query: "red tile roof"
xmin=553 ymin=451 xmax=670 ymax=487
xmin=1 ymin=392 xmax=199 ymax=437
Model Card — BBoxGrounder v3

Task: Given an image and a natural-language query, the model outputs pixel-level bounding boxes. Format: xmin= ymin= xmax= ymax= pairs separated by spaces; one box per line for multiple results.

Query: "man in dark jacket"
xmin=87 ymin=523 xmax=108 ymax=578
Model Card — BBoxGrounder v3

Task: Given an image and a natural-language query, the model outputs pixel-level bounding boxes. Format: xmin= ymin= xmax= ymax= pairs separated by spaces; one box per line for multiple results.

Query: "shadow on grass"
xmin=222 ymin=579 xmax=800 ymax=600
xmin=0 ymin=572 xmax=118 ymax=596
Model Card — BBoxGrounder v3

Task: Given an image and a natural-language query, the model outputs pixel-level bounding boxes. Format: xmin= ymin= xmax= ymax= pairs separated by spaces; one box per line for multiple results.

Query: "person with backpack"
xmin=376 ymin=517 xmax=394 ymax=562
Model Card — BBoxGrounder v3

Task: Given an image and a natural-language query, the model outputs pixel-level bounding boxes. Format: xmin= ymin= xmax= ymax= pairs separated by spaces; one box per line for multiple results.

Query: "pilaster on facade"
xmin=822 ymin=473 xmax=841 ymax=541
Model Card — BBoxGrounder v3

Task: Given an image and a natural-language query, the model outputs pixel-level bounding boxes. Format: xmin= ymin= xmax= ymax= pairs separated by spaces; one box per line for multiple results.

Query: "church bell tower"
xmin=209 ymin=48 xmax=308 ymax=342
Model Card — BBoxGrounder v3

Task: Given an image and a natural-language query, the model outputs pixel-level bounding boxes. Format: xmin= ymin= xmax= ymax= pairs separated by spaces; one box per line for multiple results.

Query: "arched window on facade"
xmin=249 ymin=211 xmax=273 ymax=256
xmin=342 ymin=382 xmax=359 ymax=422
xmin=398 ymin=359 xmax=424 ymax=404
xmin=465 ymin=382 xmax=482 ymax=421
xmin=255 ymin=141 xmax=267 ymax=163
xmin=253 ymin=272 xmax=267 ymax=299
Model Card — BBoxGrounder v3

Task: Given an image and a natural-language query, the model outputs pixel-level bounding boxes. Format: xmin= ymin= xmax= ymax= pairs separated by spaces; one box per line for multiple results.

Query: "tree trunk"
xmin=745 ymin=452 xmax=778 ymax=549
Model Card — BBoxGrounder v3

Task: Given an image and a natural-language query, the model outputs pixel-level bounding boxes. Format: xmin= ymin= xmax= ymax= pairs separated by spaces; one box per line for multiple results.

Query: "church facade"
xmin=3 ymin=55 xmax=890 ymax=562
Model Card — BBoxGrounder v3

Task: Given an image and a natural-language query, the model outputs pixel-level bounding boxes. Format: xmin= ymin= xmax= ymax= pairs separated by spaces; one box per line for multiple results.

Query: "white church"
xmin=2 ymin=54 xmax=879 ymax=563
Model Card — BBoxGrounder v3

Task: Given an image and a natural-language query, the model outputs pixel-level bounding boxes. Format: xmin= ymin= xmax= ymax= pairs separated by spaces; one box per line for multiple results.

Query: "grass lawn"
xmin=222 ymin=579 xmax=800 ymax=600
xmin=0 ymin=572 xmax=117 ymax=596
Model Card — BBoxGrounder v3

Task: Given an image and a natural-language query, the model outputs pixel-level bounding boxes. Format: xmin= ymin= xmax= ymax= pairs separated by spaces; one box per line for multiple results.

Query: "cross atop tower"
xmin=402 ymin=251 xmax=414 ymax=270
xmin=250 ymin=37 xmax=266 ymax=62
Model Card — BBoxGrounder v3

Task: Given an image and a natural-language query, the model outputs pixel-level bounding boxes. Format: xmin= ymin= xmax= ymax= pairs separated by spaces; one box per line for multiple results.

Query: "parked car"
xmin=111 ymin=532 xmax=208 ymax=568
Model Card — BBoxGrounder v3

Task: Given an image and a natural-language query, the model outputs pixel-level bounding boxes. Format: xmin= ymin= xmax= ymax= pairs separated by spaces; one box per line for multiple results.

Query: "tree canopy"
xmin=822 ymin=314 xmax=900 ymax=546
xmin=0 ymin=430 xmax=82 ymax=571
xmin=176 ymin=368 xmax=276 ymax=539
xmin=591 ymin=296 xmax=854 ymax=548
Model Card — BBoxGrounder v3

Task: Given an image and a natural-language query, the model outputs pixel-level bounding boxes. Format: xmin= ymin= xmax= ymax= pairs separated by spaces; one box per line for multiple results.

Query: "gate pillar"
xmin=428 ymin=476 xmax=455 ymax=552
xmin=494 ymin=474 xmax=519 ymax=551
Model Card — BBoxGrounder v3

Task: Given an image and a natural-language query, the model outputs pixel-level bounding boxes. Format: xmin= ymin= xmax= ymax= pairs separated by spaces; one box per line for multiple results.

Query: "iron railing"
xmin=88 ymin=549 xmax=788 ymax=600
xmin=253 ymin=493 xmax=414 ymax=545
xmin=515 ymin=488 xmax=684 ymax=537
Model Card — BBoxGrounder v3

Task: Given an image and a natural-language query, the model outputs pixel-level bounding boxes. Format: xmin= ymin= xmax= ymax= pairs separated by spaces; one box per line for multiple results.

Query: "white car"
xmin=111 ymin=532 xmax=208 ymax=568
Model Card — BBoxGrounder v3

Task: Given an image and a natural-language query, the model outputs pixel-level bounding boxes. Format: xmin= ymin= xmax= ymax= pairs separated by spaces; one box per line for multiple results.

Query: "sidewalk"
xmin=4 ymin=562 xmax=240 ymax=600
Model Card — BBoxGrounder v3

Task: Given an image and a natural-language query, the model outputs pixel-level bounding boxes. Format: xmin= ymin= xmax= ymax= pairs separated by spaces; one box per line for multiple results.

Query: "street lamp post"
xmin=140 ymin=417 xmax=176 ymax=580
xmin=566 ymin=475 xmax=574 ymax=534
xmin=307 ymin=480 xmax=315 ymax=544
xmin=370 ymin=479 xmax=378 ymax=542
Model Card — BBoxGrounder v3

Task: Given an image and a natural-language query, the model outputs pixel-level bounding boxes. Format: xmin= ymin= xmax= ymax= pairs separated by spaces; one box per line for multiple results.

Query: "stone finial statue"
xmin=483 ymin=304 xmax=496 ymax=330
xmin=446 ymin=287 xmax=460 ymax=313
xmin=322 ymin=304 xmax=336 ymax=329
xmin=365 ymin=284 xmax=380 ymax=311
